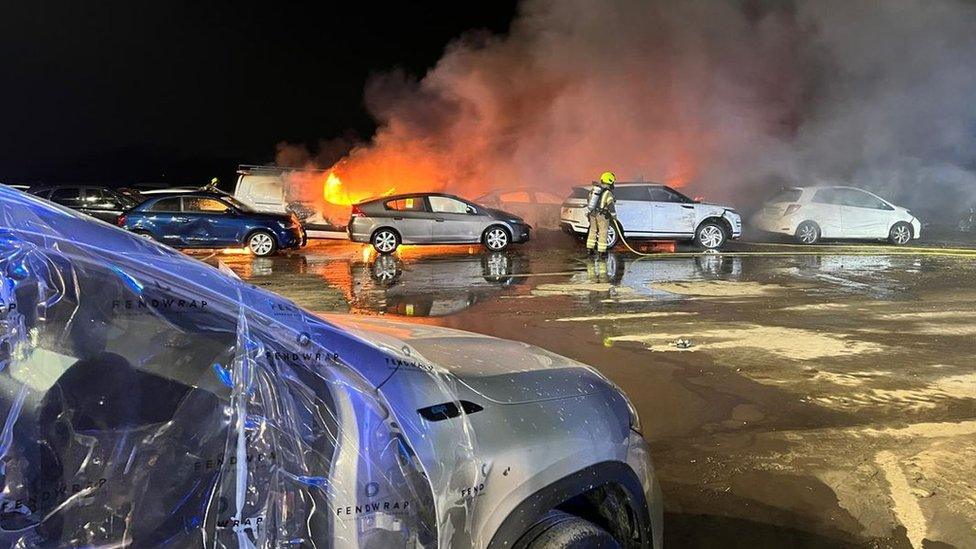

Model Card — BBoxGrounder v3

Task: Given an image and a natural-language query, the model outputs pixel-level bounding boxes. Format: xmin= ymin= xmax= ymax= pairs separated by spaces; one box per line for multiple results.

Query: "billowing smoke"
xmin=280 ymin=0 xmax=976 ymax=220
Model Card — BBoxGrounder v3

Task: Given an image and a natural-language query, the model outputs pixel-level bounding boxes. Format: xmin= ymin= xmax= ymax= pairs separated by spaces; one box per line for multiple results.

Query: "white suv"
xmin=560 ymin=183 xmax=742 ymax=249
xmin=752 ymin=186 xmax=921 ymax=245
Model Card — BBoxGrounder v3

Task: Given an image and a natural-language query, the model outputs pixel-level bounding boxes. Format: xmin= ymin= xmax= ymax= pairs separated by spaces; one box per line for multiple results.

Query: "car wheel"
xmin=518 ymin=510 xmax=620 ymax=549
xmin=247 ymin=230 xmax=278 ymax=257
xmin=695 ymin=221 xmax=727 ymax=249
xmin=133 ymin=230 xmax=154 ymax=240
xmin=889 ymin=222 xmax=912 ymax=245
xmin=369 ymin=254 xmax=402 ymax=285
xmin=606 ymin=224 xmax=619 ymax=249
xmin=795 ymin=221 xmax=820 ymax=245
xmin=372 ymin=228 xmax=400 ymax=254
xmin=483 ymin=226 xmax=511 ymax=251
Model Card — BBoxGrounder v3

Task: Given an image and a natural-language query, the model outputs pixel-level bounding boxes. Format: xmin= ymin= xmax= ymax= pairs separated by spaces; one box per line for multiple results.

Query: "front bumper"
xmin=510 ymin=223 xmax=531 ymax=243
xmin=277 ymin=226 xmax=306 ymax=249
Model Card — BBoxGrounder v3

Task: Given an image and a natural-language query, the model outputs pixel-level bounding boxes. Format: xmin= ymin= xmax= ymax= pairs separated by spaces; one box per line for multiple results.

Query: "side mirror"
xmin=466 ymin=206 xmax=477 ymax=214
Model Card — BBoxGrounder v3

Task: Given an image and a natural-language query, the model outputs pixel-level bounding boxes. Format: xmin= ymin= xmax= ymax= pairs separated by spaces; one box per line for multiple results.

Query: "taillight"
xmin=116 ymin=214 xmax=126 ymax=226
xmin=350 ymin=204 xmax=365 ymax=217
xmin=783 ymin=204 xmax=801 ymax=216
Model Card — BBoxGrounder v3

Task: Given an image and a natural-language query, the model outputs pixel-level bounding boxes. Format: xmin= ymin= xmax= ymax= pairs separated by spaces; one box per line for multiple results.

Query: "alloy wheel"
xmin=797 ymin=224 xmax=818 ymax=244
xmin=891 ymin=224 xmax=911 ymax=245
xmin=249 ymin=233 xmax=275 ymax=256
xmin=374 ymin=230 xmax=397 ymax=253
xmin=486 ymin=228 xmax=508 ymax=250
xmin=698 ymin=224 xmax=725 ymax=248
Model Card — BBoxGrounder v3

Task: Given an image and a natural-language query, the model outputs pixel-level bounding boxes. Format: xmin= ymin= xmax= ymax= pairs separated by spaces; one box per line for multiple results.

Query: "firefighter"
xmin=585 ymin=171 xmax=617 ymax=256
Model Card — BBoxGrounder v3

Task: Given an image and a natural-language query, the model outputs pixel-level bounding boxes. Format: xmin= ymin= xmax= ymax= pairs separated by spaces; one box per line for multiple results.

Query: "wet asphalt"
xmin=203 ymin=229 xmax=976 ymax=549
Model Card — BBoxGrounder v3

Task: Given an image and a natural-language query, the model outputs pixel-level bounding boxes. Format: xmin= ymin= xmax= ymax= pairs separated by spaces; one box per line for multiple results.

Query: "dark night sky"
xmin=0 ymin=1 xmax=518 ymax=187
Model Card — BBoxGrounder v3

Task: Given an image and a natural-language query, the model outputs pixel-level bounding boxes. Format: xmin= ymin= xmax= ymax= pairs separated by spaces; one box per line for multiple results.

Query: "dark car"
xmin=29 ymin=185 xmax=139 ymax=223
xmin=348 ymin=192 xmax=531 ymax=253
xmin=119 ymin=192 xmax=306 ymax=256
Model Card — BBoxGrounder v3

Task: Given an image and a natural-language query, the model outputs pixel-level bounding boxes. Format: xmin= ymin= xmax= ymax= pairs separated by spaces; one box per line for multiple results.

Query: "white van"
xmin=233 ymin=164 xmax=345 ymax=239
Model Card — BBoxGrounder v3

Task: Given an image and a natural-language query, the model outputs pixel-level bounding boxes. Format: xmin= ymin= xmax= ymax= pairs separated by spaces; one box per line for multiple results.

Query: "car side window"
xmin=645 ymin=187 xmax=685 ymax=203
xmin=812 ymin=188 xmax=841 ymax=205
xmin=499 ymin=191 xmax=531 ymax=203
xmin=839 ymin=189 xmax=891 ymax=210
xmin=49 ymin=187 xmax=82 ymax=205
xmin=385 ymin=197 xmax=426 ymax=212
xmin=150 ymin=197 xmax=182 ymax=212
xmin=614 ymin=186 xmax=651 ymax=201
xmin=428 ymin=196 xmax=472 ymax=214
xmin=184 ymin=197 xmax=230 ymax=213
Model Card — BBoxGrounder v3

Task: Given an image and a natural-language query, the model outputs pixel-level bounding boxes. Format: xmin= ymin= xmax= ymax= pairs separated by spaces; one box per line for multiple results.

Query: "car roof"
xmin=572 ymin=182 xmax=665 ymax=189
xmin=361 ymin=192 xmax=464 ymax=204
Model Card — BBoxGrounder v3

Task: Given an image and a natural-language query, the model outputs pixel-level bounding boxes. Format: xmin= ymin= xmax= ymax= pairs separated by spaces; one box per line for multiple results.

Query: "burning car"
xmin=560 ymin=183 xmax=742 ymax=250
xmin=0 ymin=186 xmax=662 ymax=548
xmin=348 ymin=193 xmax=532 ymax=254
xmin=751 ymin=186 xmax=921 ymax=245
xmin=474 ymin=188 xmax=565 ymax=230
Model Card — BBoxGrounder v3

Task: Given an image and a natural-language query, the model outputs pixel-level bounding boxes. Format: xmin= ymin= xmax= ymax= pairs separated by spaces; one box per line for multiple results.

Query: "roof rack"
xmin=237 ymin=164 xmax=329 ymax=175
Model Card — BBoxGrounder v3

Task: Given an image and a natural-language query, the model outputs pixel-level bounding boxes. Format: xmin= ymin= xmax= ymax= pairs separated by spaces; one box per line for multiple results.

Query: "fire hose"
xmin=610 ymin=216 xmax=661 ymax=257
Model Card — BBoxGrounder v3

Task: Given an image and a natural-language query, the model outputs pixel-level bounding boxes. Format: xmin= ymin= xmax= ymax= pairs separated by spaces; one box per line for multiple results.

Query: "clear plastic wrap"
xmin=0 ymin=188 xmax=482 ymax=547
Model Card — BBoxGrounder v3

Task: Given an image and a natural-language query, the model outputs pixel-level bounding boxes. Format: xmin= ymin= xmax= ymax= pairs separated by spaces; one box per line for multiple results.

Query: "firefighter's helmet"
xmin=599 ymin=171 xmax=615 ymax=186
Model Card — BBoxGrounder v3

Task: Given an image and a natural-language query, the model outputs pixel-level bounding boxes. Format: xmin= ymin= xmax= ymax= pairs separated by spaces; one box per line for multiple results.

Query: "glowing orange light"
xmin=221 ymin=247 xmax=251 ymax=255
xmin=322 ymin=171 xmax=395 ymax=207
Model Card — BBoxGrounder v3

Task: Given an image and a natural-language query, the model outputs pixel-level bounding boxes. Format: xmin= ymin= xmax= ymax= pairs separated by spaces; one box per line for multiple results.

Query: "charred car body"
xmin=0 ymin=186 xmax=661 ymax=548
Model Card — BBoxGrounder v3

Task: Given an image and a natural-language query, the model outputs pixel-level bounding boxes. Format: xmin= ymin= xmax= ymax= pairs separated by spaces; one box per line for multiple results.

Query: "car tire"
xmin=606 ymin=223 xmax=619 ymax=249
xmin=517 ymin=510 xmax=620 ymax=549
xmin=888 ymin=221 xmax=913 ymax=245
xmin=483 ymin=225 xmax=511 ymax=251
xmin=795 ymin=221 xmax=820 ymax=245
xmin=247 ymin=230 xmax=278 ymax=257
xmin=695 ymin=221 xmax=727 ymax=249
xmin=372 ymin=228 xmax=400 ymax=254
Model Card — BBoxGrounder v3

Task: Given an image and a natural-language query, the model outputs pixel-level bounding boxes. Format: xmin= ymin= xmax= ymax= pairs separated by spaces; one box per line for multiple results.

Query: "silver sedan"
xmin=348 ymin=192 xmax=532 ymax=253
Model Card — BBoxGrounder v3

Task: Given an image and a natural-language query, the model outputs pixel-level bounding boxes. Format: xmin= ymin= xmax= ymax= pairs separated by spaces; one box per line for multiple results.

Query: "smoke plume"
xmin=281 ymin=0 xmax=976 ymax=218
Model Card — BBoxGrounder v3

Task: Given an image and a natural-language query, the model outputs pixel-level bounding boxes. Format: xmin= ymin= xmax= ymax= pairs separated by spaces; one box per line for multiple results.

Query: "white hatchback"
xmin=752 ymin=186 xmax=921 ymax=245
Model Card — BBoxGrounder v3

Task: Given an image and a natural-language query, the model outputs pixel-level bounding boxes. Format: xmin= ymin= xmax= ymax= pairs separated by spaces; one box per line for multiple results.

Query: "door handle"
xmin=434 ymin=218 xmax=446 ymax=222
xmin=393 ymin=217 xmax=404 ymax=221
xmin=681 ymin=205 xmax=695 ymax=209
xmin=173 ymin=217 xmax=189 ymax=222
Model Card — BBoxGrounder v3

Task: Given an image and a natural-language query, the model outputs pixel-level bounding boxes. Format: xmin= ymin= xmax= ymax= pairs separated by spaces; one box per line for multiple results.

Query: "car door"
xmin=427 ymin=195 xmax=486 ymax=243
xmin=382 ymin=196 xmax=433 ymax=243
xmin=612 ymin=185 xmax=654 ymax=235
xmin=145 ymin=196 xmax=188 ymax=245
xmin=647 ymin=186 xmax=696 ymax=235
xmin=808 ymin=188 xmax=845 ymax=238
xmin=81 ymin=188 xmax=128 ymax=222
xmin=181 ymin=197 xmax=241 ymax=246
xmin=835 ymin=188 xmax=895 ymax=238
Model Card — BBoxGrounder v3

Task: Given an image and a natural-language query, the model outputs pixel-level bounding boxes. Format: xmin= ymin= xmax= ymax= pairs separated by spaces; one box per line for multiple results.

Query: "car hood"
xmin=324 ymin=315 xmax=612 ymax=404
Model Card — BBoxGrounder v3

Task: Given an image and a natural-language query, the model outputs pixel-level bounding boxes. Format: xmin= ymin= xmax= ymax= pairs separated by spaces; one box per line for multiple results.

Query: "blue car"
xmin=119 ymin=192 xmax=306 ymax=256
xmin=0 ymin=185 xmax=662 ymax=548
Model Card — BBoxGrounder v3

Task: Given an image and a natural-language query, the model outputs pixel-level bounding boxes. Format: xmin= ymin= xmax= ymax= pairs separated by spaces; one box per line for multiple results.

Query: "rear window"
xmin=769 ymin=189 xmax=802 ymax=203
xmin=385 ymin=197 xmax=426 ymax=212
xmin=568 ymin=187 xmax=589 ymax=199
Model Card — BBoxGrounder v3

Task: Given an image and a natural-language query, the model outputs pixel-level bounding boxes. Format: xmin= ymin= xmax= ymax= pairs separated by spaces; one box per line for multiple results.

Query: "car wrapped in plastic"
xmin=0 ymin=185 xmax=662 ymax=548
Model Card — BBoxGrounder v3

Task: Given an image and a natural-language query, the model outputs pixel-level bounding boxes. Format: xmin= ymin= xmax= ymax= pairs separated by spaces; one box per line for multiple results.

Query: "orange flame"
xmin=322 ymin=171 xmax=396 ymax=207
